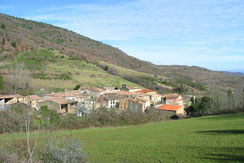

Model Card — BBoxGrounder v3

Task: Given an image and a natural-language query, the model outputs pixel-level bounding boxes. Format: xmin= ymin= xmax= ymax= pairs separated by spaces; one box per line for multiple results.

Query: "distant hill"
xmin=224 ymin=71 xmax=244 ymax=78
xmin=0 ymin=13 xmax=244 ymax=97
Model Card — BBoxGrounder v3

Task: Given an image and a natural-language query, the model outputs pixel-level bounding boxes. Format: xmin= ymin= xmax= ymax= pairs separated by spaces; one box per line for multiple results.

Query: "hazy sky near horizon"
xmin=1 ymin=0 xmax=244 ymax=71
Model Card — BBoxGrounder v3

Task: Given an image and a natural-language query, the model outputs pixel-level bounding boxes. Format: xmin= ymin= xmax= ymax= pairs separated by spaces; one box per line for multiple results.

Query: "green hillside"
xmin=0 ymin=48 xmax=139 ymax=93
xmin=0 ymin=12 xmax=244 ymax=96
xmin=1 ymin=113 xmax=244 ymax=162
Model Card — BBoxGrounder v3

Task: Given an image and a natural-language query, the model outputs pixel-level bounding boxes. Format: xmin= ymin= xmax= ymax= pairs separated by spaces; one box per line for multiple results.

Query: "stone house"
xmin=99 ymin=95 xmax=120 ymax=109
xmin=0 ymin=94 xmax=25 ymax=105
xmin=127 ymin=98 xmax=147 ymax=113
xmin=136 ymin=89 xmax=156 ymax=95
xmin=119 ymin=98 xmax=128 ymax=110
xmin=162 ymin=94 xmax=183 ymax=105
xmin=0 ymin=94 xmax=29 ymax=111
xmin=40 ymin=97 xmax=78 ymax=115
xmin=120 ymin=84 xmax=142 ymax=92
xmin=135 ymin=97 xmax=151 ymax=108
xmin=136 ymin=89 xmax=161 ymax=104
xmin=27 ymin=95 xmax=43 ymax=110
xmin=155 ymin=104 xmax=185 ymax=115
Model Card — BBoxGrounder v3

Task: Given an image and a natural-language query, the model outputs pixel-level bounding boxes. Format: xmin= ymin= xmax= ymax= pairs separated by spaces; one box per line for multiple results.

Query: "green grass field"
xmin=1 ymin=113 xmax=244 ymax=162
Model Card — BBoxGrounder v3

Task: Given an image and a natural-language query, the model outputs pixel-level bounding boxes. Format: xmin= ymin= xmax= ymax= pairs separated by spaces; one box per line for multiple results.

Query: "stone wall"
xmin=38 ymin=100 xmax=61 ymax=113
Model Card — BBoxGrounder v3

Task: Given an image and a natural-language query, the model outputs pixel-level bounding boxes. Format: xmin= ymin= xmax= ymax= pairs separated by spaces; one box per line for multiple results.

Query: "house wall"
xmin=0 ymin=99 xmax=4 ymax=105
xmin=176 ymin=106 xmax=185 ymax=114
xmin=18 ymin=97 xmax=28 ymax=104
xmin=151 ymin=94 xmax=162 ymax=104
xmin=69 ymin=105 xmax=78 ymax=114
xmin=107 ymin=99 xmax=119 ymax=108
xmin=0 ymin=99 xmax=5 ymax=110
xmin=5 ymin=98 xmax=18 ymax=105
xmin=119 ymin=98 xmax=128 ymax=110
xmin=144 ymin=101 xmax=150 ymax=108
xmin=30 ymin=100 xmax=37 ymax=108
xmin=128 ymin=101 xmax=144 ymax=112
xmin=151 ymin=109 xmax=176 ymax=118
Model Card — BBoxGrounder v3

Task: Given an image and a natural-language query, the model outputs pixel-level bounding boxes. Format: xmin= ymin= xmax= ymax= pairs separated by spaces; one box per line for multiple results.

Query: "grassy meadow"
xmin=1 ymin=113 xmax=244 ymax=162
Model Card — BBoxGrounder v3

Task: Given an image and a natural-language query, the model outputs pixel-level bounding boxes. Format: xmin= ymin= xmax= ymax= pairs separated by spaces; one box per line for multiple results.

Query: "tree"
xmin=227 ymin=89 xmax=235 ymax=110
xmin=2 ymin=38 xmax=5 ymax=45
xmin=74 ymin=84 xmax=81 ymax=90
xmin=0 ymin=73 xmax=3 ymax=90
xmin=175 ymin=84 xmax=185 ymax=94
xmin=198 ymin=96 xmax=213 ymax=113
xmin=0 ymin=23 xmax=6 ymax=29
xmin=187 ymin=96 xmax=214 ymax=115
xmin=6 ymin=63 xmax=31 ymax=94
xmin=242 ymin=89 xmax=244 ymax=109
xmin=104 ymin=65 xmax=108 ymax=71
xmin=11 ymin=42 xmax=16 ymax=48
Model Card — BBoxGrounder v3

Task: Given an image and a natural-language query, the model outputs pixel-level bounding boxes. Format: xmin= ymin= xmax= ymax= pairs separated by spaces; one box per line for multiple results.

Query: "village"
xmin=0 ymin=84 xmax=187 ymax=118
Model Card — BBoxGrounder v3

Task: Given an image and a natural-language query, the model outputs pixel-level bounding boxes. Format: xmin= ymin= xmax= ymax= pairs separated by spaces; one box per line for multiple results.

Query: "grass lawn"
xmin=1 ymin=113 xmax=244 ymax=162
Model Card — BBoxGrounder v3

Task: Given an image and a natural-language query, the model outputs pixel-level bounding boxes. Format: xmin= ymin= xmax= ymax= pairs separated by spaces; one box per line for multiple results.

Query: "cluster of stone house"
xmin=0 ymin=84 xmax=186 ymax=117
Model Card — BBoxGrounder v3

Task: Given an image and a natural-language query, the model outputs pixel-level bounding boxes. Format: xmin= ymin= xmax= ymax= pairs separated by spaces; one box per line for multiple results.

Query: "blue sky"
xmin=1 ymin=0 xmax=244 ymax=71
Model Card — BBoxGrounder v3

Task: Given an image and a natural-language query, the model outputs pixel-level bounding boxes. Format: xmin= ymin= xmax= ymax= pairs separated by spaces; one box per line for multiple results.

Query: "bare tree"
xmin=6 ymin=63 xmax=31 ymax=94
xmin=25 ymin=110 xmax=40 ymax=163
xmin=242 ymin=89 xmax=244 ymax=109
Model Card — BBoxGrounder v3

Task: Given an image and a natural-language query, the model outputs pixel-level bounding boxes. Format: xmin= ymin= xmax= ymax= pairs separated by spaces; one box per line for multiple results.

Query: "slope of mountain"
xmin=0 ymin=48 xmax=140 ymax=94
xmin=0 ymin=13 xmax=244 ymax=97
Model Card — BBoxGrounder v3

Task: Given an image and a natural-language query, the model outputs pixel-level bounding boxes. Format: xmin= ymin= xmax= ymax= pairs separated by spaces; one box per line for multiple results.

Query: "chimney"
xmin=122 ymin=84 xmax=127 ymax=89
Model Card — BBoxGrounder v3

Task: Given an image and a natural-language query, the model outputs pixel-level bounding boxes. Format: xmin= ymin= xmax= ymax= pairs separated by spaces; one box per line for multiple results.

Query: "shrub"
xmin=41 ymin=137 xmax=88 ymax=163
xmin=0 ymin=23 xmax=6 ymax=29
xmin=2 ymin=38 xmax=5 ymax=45
xmin=38 ymin=106 xmax=60 ymax=127
xmin=0 ymin=108 xmax=26 ymax=133
xmin=0 ymin=149 xmax=21 ymax=163
xmin=0 ymin=104 xmax=36 ymax=134
xmin=59 ymin=72 xmax=72 ymax=80
xmin=11 ymin=42 xmax=16 ymax=48
xmin=74 ymin=84 xmax=80 ymax=90
xmin=104 ymin=65 xmax=108 ymax=71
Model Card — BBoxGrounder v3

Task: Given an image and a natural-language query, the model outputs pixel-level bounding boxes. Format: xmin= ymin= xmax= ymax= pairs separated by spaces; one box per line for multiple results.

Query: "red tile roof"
xmin=0 ymin=94 xmax=22 ymax=99
xmin=136 ymin=97 xmax=150 ymax=102
xmin=162 ymin=94 xmax=180 ymax=99
xmin=136 ymin=89 xmax=155 ymax=93
xmin=45 ymin=97 xmax=77 ymax=105
xmin=115 ymin=91 xmax=137 ymax=96
xmin=157 ymin=104 xmax=183 ymax=111
xmin=128 ymin=98 xmax=146 ymax=104
xmin=27 ymin=95 xmax=42 ymax=101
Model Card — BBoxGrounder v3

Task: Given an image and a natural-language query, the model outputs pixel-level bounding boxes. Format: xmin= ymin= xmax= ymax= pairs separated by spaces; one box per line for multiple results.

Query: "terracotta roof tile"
xmin=128 ymin=98 xmax=146 ymax=104
xmin=157 ymin=104 xmax=183 ymax=111
xmin=0 ymin=94 xmax=22 ymax=99
xmin=136 ymin=89 xmax=155 ymax=93
xmin=162 ymin=94 xmax=180 ymax=99
xmin=136 ymin=97 xmax=150 ymax=102
xmin=27 ymin=95 xmax=42 ymax=101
